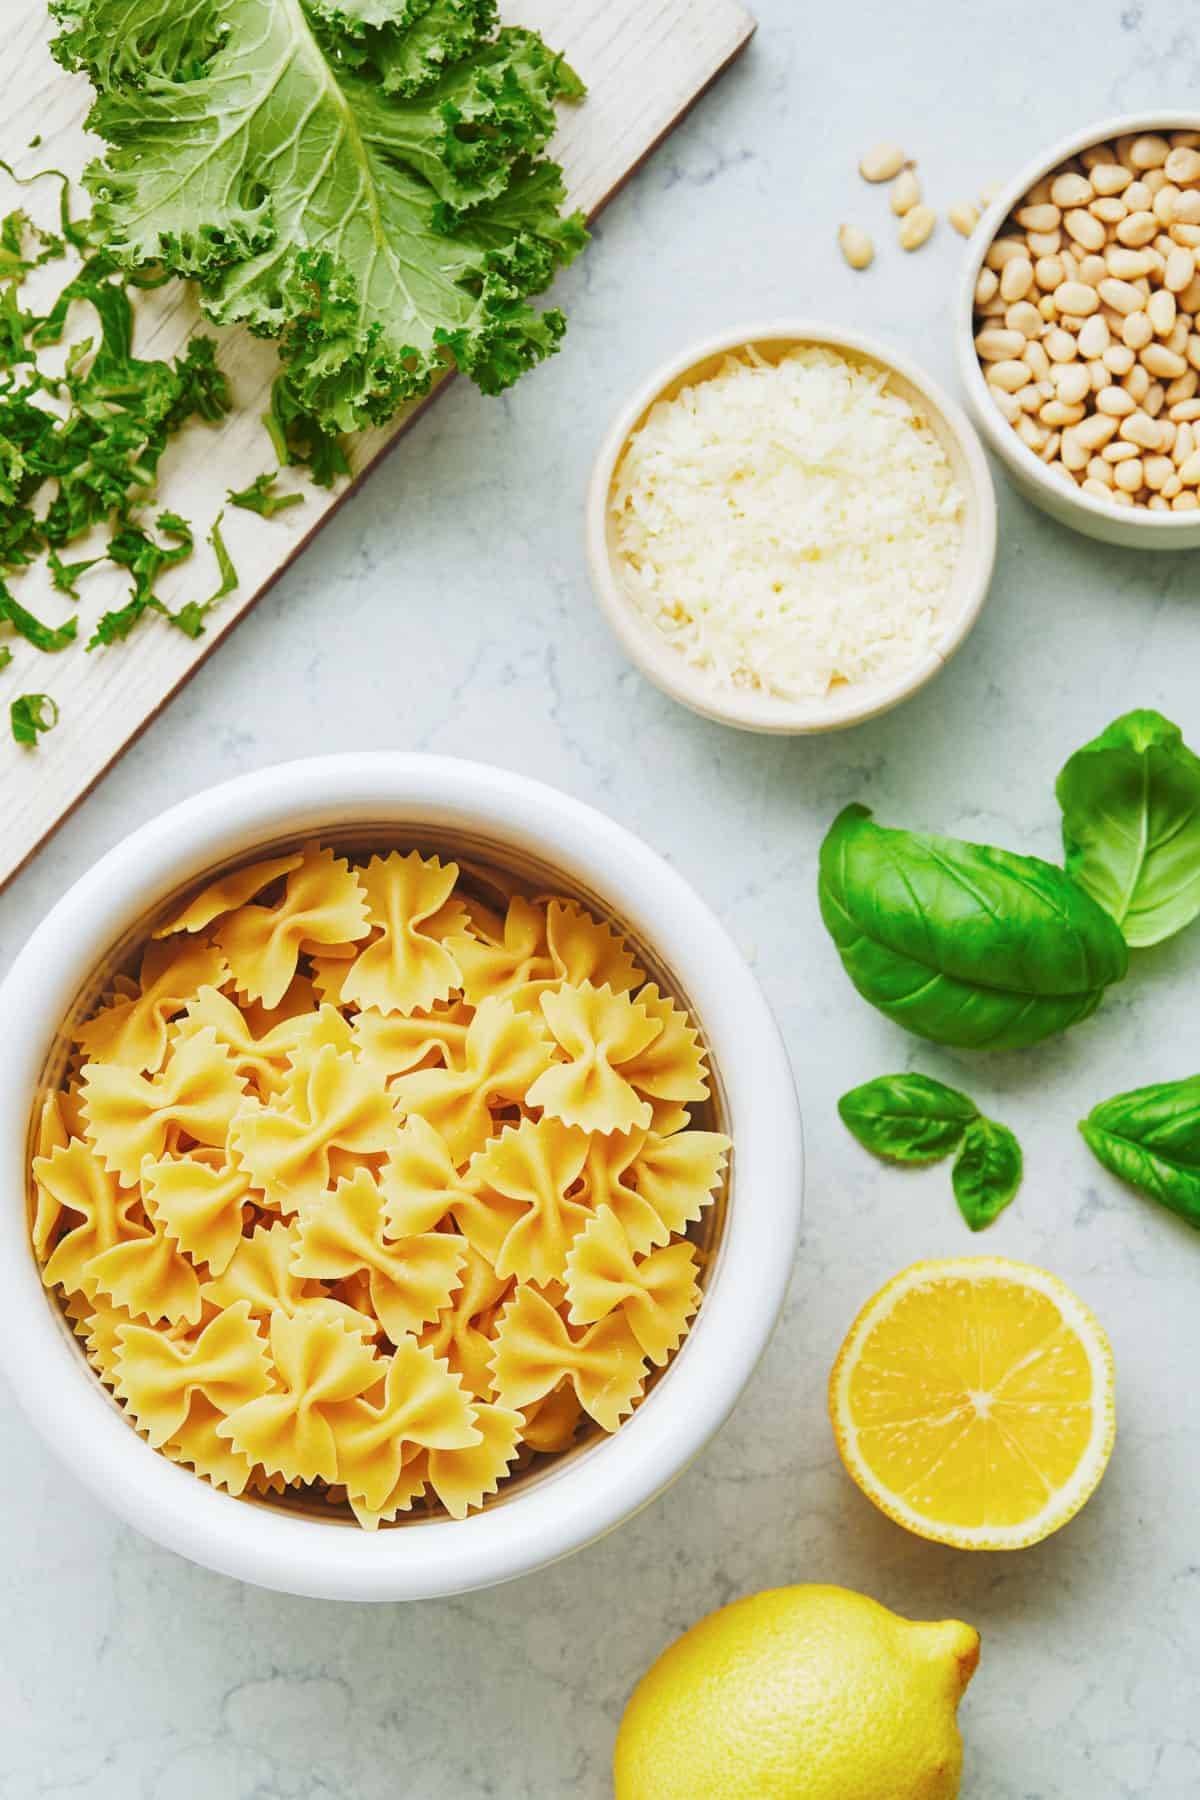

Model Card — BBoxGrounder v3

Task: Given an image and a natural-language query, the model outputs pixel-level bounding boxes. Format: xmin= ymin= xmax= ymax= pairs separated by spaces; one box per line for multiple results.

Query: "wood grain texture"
xmin=0 ymin=0 xmax=754 ymax=892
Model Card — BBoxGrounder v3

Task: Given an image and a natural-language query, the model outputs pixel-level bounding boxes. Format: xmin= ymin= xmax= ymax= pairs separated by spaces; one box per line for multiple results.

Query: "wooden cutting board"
xmin=0 ymin=0 xmax=754 ymax=893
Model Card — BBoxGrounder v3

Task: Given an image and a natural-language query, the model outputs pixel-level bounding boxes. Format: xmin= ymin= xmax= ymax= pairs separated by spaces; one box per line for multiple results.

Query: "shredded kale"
xmin=227 ymin=470 xmax=305 ymax=518
xmin=0 ymin=582 xmax=78 ymax=651
xmin=0 ymin=645 xmax=11 ymax=673
xmin=11 ymin=691 xmax=59 ymax=745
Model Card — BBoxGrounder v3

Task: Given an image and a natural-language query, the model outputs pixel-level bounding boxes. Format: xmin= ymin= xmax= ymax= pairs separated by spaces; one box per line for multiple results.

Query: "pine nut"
xmin=1174 ymin=423 xmax=1197 ymax=464
xmin=975 ymin=267 xmax=1000 ymax=305
xmin=975 ymin=328 xmax=1027 ymax=361
xmin=1051 ymin=172 xmax=1093 ymax=208
xmin=1122 ymin=311 xmax=1154 ymax=350
xmin=1091 ymin=197 xmax=1128 ymax=225
xmin=838 ymin=224 xmax=875 ymax=270
xmin=1154 ymin=187 xmax=1181 ymax=227
xmin=860 ymin=143 xmax=907 ymax=183
xmin=1006 ymin=300 xmax=1043 ymax=338
xmin=1143 ymin=342 xmax=1188 ymax=379
xmin=1077 ymin=315 xmax=1110 ymax=358
xmin=1064 ymin=208 xmax=1106 ymax=251
xmin=1173 ymin=492 xmax=1200 ymax=509
xmin=1060 ymin=428 xmax=1089 ymax=471
xmin=1178 ymin=450 xmax=1200 ymax=485
xmin=1092 ymin=162 xmax=1134 ymax=196
xmin=1054 ymin=363 xmax=1093 ymax=405
xmin=990 ymin=387 xmax=1021 ymax=423
xmin=1076 ymin=412 xmax=1119 ymax=449
xmin=987 ymin=358 xmax=1032 ymax=393
xmin=1015 ymin=203 xmax=1061 ymax=233
xmin=1044 ymin=327 xmax=1077 ymax=362
xmin=1034 ymin=255 xmax=1064 ymax=291
xmin=1103 ymin=344 xmax=1136 ymax=375
xmin=1107 ymin=246 xmax=1155 ymax=279
xmin=1120 ymin=411 xmax=1165 ymax=450
xmin=1098 ymin=277 xmax=1143 ymax=315
xmin=1166 ymin=246 xmax=1195 ymax=292
xmin=986 ymin=235 xmax=1028 ymax=270
xmin=1087 ymin=455 xmax=1115 ymax=485
xmin=1167 ymin=370 xmax=1200 ymax=404
xmin=1024 ymin=340 xmax=1051 ymax=381
xmin=1081 ymin=478 xmax=1112 ymax=499
xmin=1040 ymin=399 xmax=1086 ymax=427
xmin=1000 ymin=256 xmax=1034 ymax=302
xmin=1144 ymin=454 xmax=1174 ymax=490
xmin=1147 ymin=289 xmax=1177 ymax=336
xmin=1055 ymin=280 xmax=1100 ymax=315
xmin=1173 ymin=191 xmax=1200 ymax=226
xmin=898 ymin=205 xmax=935 ymax=251
xmin=1114 ymin=456 xmax=1145 ymax=491
xmin=1116 ymin=210 xmax=1159 ymax=248
xmin=1172 ymin=400 xmax=1200 ymax=422
xmin=949 ymin=202 xmax=980 ymax=236
xmin=1130 ymin=134 xmax=1171 ymax=171
xmin=1097 ymin=385 xmax=1136 ymax=416
xmin=891 ymin=169 xmax=921 ymax=216
xmin=1027 ymin=229 xmax=1063 ymax=258
xmin=1166 ymin=147 xmax=1200 ymax=185
xmin=1124 ymin=363 xmax=1151 ymax=403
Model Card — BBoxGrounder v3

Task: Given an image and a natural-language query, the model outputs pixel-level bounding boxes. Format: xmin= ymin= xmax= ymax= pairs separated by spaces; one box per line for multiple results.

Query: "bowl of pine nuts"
xmin=957 ymin=113 xmax=1200 ymax=548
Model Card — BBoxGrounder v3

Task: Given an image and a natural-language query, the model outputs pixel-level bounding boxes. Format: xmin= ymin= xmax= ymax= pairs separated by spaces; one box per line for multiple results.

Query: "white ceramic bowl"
xmin=586 ymin=320 xmax=998 ymax=734
xmin=956 ymin=112 xmax=1200 ymax=550
xmin=0 ymin=754 xmax=802 ymax=1601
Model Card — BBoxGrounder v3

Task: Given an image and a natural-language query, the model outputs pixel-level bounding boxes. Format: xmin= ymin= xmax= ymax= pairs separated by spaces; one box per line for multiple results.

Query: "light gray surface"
xmin=1 ymin=3 xmax=1197 ymax=1795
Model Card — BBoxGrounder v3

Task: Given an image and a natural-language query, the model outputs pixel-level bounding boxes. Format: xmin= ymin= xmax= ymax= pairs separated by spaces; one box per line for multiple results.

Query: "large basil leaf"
xmin=1057 ymin=710 xmax=1200 ymax=948
xmin=818 ymin=805 xmax=1129 ymax=1051
xmin=952 ymin=1116 xmax=1022 ymax=1230
xmin=1080 ymin=1077 xmax=1200 ymax=1229
xmin=838 ymin=1073 xmax=978 ymax=1163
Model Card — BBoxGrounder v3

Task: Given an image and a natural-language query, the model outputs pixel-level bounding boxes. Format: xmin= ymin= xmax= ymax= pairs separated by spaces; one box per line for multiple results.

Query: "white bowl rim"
xmin=0 ymin=753 xmax=803 ymax=1601
xmin=956 ymin=109 xmax=1200 ymax=536
xmin=585 ymin=317 xmax=998 ymax=735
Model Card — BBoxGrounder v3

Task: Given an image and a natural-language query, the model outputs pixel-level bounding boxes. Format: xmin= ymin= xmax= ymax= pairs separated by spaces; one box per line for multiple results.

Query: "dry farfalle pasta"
xmin=30 ymin=842 xmax=730 ymax=1527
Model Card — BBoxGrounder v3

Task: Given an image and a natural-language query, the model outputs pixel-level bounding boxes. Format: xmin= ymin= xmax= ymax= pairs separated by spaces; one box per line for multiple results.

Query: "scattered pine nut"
xmin=890 ymin=169 xmax=921 ymax=216
xmin=859 ymin=143 xmax=907 ymax=183
xmin=837 ymin=224 xmax=875 ymax=270
xmin=898 ymin=205 xmax=936 ymax=251
xmin=949 ymin=201 xmax=980 ymax=236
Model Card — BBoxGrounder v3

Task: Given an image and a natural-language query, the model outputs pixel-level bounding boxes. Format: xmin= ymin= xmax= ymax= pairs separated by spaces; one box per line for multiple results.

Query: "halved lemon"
xmin=829 ymin=1257 xmax=1115 ymax=1550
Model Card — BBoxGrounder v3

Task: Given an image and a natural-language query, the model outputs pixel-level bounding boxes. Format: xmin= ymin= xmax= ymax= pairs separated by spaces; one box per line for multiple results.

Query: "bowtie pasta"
xmin=30 ymin=842 xmax=731 ymax=1527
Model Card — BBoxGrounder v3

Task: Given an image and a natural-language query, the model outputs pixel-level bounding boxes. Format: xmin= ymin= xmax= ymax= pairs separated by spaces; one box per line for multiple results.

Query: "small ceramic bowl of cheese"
xmin=586 ymin=320 xmax=997 ymax=734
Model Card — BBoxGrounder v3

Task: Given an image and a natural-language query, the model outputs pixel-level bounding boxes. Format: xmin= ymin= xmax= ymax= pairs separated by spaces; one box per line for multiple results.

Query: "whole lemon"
xmin=613 ymin=1584 xmax=979 ymax=1800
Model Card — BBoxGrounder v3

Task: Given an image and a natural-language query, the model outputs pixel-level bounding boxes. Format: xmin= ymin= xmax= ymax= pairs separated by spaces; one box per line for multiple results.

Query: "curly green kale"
xmin=51 ymin=0 xmax=588 ymax=436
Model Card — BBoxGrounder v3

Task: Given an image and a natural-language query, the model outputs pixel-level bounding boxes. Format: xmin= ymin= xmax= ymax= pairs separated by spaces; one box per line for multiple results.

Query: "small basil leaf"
xmin=838 ymin=1074 xmax=978 ymax=1164
xmin=1057 ymin=709 xmax=1200 ymax=948
xmin=1080 ymin=1077 xmax=1200 ymax=1230
xmin=818 ymin=805 xmax=1128 ymax=1052
xmin=952 ymin=1117 xmax=1022 ymax=1231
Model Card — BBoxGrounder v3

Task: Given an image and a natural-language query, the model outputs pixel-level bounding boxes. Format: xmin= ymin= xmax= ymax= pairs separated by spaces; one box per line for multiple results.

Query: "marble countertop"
xmin=2 ymin=2 xmax=1198 ymax=1795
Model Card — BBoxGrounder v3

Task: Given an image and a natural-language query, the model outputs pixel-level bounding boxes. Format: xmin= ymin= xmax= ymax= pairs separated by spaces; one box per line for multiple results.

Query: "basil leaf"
xmin=952 ymin=1117 xmax=1022 ymax=1230
xmin=1080 ymin=1078 xmax=1200 ymax=1230
xmin=838 ymin=1073 xmax=978 ymax=1163
xmin=1057 ymin=710 xmax=1200 ymax=949
xmin=818 ymin=805 xmax=1129 ymax=1052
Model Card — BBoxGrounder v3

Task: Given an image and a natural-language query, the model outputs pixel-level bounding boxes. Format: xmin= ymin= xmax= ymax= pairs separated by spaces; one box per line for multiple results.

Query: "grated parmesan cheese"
xmin=609 ymin=345 xmax=965 ymax=701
